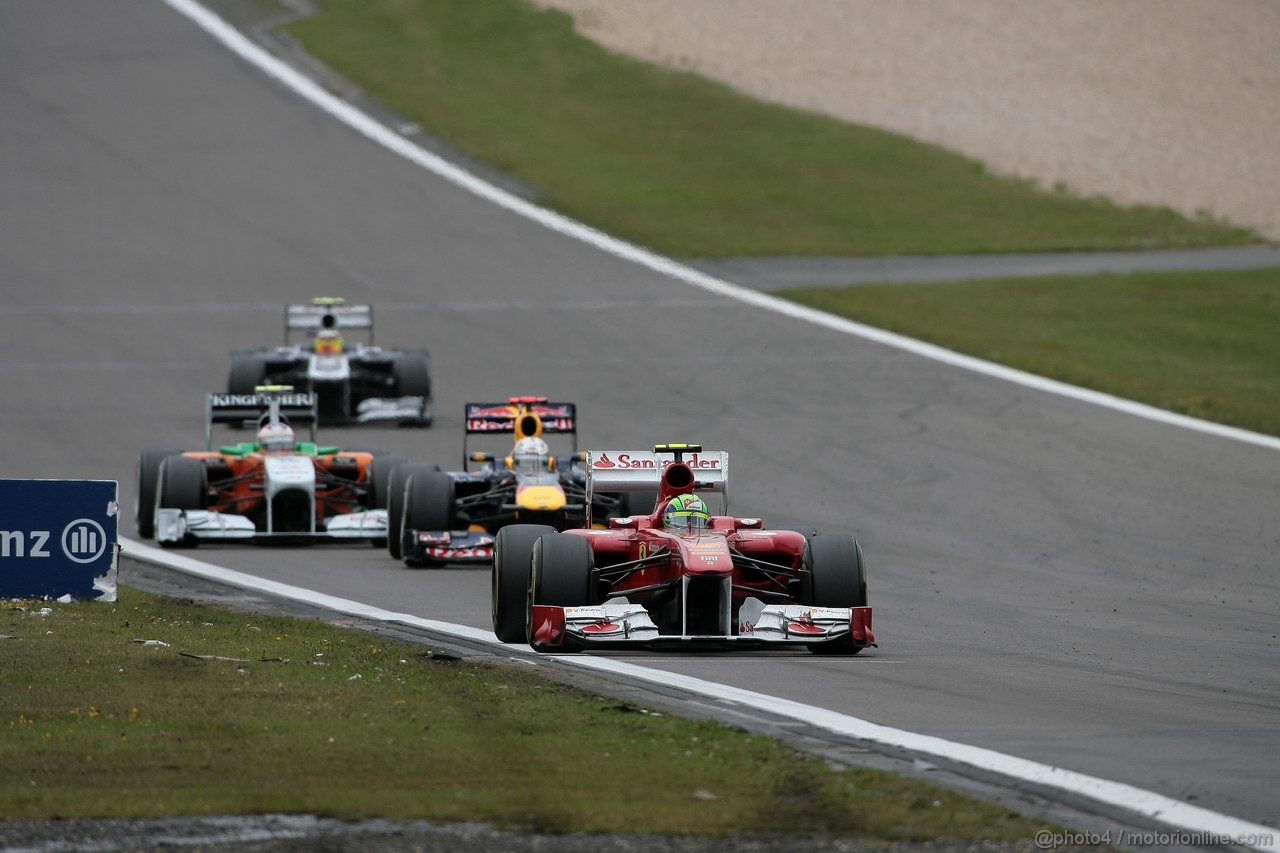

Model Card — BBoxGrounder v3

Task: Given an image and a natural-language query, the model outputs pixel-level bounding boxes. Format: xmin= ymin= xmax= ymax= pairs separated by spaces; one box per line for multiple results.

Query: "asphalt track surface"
xmin=2 ymin=0 xmax=1277 ymax=833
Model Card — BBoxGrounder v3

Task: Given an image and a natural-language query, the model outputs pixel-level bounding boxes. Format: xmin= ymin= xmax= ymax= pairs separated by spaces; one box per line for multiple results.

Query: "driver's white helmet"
xmin=512 ymin=436 xmax=550 ymax=475
xmin=257 ymin=421 xmax=295 ymax=453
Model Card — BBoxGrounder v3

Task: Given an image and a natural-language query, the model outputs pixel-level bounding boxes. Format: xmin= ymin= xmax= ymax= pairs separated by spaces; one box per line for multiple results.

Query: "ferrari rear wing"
xmin=585 ymin=448 xmax=728 ymax=494
xmin=205 ymin=391 xmax=318 ymax=449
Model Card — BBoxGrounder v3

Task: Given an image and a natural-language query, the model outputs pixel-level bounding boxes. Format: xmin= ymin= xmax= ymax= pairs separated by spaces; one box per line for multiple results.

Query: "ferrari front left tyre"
xmin=532 ymin=532 xmax=593 ymax=607
xmin=801 ymin=533 xmax=868 ymax=655
xmin=492 ymin=524 xmax=555 ymax=643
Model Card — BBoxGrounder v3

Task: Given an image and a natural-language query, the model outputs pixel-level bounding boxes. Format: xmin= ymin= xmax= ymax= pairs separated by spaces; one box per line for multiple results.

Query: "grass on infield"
xmin=1 ymin=588 xmax=1051 ymax=840
xmin=284 ymin=0 xmax=1258 ymax=257
xmin=779 ymin=267 xmax=1280 ymax=437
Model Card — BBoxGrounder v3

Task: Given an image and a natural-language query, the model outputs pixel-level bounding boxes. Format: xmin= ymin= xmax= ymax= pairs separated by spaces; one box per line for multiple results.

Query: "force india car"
xmin=386 ymin=397 xmax=652 ymax=566
xmin=136 ymin=389 xmax=400 ymax=547
xmin=491 ymin=444 xmax=876 ymax=654
xmin=226 ymin=298 xmax=432 ymax=427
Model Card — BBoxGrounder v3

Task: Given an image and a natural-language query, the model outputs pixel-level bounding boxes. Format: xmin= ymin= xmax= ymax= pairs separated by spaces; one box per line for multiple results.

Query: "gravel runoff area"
xmin=531 ymin=0 xmax=1280 ymax=242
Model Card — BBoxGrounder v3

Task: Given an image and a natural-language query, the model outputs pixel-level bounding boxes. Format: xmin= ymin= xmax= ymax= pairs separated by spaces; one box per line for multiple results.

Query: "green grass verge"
xmin=1 ymin=589 xmax=1048 ymax=840
xmin=284 ymin=0 xmax=1258 ymax=257
xmin=779 ymin=267 xmax=1280 ymax=436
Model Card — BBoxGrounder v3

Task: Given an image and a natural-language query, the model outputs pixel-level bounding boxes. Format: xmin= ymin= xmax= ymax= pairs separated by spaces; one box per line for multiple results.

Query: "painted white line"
xmin=121 ymin=537 xmax=1277 ymax=850
xmin=164 ymin=0 xmax=1280 ymax=453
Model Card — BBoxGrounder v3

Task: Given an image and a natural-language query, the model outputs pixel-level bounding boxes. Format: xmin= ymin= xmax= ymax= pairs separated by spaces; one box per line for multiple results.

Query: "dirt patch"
xmin=531 ymin=0 xmax=1280 ymax=240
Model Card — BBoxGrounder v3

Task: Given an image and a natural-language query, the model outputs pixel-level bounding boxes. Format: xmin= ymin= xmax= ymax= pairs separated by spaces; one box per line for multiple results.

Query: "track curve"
xmin=1 ymin=0 xmax=1276 ymax=829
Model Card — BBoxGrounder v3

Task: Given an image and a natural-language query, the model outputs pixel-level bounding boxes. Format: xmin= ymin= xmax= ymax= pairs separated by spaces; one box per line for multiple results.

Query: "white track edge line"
xmin=164 ymin=0 xmax=1280 ymax=454
xmin=120 ymin=537 xmax=1277 ymax=850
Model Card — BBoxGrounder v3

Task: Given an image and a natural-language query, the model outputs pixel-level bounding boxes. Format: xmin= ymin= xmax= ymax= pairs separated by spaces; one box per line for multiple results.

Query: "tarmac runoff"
xmin=688 ymin=245 xmax=1280 ymax=289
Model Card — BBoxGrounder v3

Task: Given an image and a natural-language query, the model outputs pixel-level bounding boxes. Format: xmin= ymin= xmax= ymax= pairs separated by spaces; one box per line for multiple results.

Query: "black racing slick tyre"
xmin=228 ymin=356 xmax=266 ymax=395
xmin=532 ymin=533 xmax=593 ymax=607
xmin=385 ymin=463 xmax=438 ymax=560
xmin=492 ymin=524 xmax=554 ymax=643
xmin=802 ymin=533 xmax=868 ymax=608
xmin=136 ymin=448 xmax=182 ymax=539
xmin=393 ymin=353 xmax=431 ymax=399
xmin=402 ymin=470 xmax=456 ymax=563
xmin=157 ymin=456 xmax=207 ymax=511
xmin=156 ymin=456 xmax=208 ymax=549
xmin=801 ymin=533 xmax=868 ymax=656
xmin=366 ymin=455 xmax=408 ymax=511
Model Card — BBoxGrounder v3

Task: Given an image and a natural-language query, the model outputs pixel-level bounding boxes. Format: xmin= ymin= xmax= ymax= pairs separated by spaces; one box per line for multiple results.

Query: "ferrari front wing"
xmin=528 ymin=600 xmax=875 ymax=653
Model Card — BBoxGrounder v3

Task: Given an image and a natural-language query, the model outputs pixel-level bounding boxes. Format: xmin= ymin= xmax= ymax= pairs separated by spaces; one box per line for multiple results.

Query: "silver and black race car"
xmin=226 ymin=298 xmax=432 ymax=427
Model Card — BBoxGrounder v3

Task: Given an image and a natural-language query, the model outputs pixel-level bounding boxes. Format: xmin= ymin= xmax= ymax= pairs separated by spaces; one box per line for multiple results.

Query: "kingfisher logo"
xmin=210 ymin=393 xmax=315 ymax=408
xmin=62 ymin=518 xmax=107 ymax=564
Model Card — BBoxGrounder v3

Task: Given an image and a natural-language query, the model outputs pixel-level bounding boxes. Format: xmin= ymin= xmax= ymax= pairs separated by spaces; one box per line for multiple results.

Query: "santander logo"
xmin=592 ymin=452 xmax=720 ymax=470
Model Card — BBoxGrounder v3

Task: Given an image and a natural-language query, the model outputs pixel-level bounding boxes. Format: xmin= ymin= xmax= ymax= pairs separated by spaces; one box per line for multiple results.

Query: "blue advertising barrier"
xmin=0 ymin=479 xmax=118 ymax=601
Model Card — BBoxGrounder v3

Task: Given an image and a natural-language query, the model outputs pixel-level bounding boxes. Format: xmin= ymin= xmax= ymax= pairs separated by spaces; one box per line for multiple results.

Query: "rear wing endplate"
xmin=205 ymin=392 xmax=318 ymax=449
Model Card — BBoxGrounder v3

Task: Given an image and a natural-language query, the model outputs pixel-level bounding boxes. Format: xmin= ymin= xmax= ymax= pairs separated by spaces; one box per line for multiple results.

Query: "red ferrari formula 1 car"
xmin=491 ymin=444 xmax=875 ymax=654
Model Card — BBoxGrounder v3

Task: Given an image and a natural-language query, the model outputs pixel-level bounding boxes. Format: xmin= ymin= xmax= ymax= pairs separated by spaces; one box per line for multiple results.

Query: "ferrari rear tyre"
xmin=385 ymin=463 xmax=438 ymax=560
xmin=532 ymin=533 xmax=592 ymax=607
xmin=136 ymin=448 xmax=181 ymax=539
xmin=492 ymin=524 xmax=554 ymax=643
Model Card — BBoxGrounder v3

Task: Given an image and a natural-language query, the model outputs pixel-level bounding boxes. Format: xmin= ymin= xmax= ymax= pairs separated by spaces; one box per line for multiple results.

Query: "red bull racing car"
xmin=491 ymin=444 xmax=875 ymax=654
xmin=385 ymin=398 xmax=651 ymax=566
